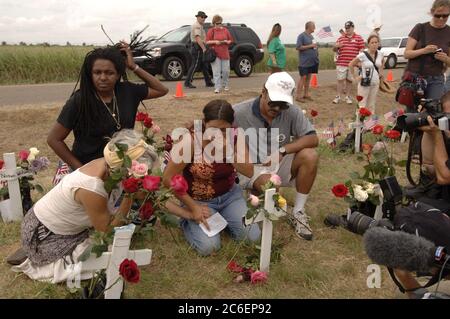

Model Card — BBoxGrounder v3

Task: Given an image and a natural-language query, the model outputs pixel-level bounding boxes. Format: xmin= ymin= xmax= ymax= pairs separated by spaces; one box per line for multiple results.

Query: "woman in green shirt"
xmin=267 ymin=23 xmax=286 ymax=74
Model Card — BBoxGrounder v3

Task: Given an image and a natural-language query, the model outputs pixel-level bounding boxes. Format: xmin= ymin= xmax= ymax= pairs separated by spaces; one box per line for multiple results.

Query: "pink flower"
xmin=19 ymin=150 xmax=30 ymax=161
xmin=269 ymin=174 xmax=282 ymax=186
xmin=142 ymin=175 xmax=161 ymax=192
xmin=131 ymin=162 xmax=148 ymax=178
xmin=170 ymin=174 xmax=189 ymax=195
xmin=250 ymin=271 xmax=268 ymax=284
xmin=249 ymin=194 xmax=260 ymax=207
xmin=151 ymin=124 xmax=161 ymax=134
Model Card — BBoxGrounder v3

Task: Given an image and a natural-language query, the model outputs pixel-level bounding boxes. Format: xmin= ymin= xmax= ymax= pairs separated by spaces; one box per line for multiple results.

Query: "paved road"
xmin=0 ymin=68 xmax=405 ymax=107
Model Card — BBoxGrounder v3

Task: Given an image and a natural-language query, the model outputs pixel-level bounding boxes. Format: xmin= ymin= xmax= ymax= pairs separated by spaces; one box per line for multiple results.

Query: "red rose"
xmin=359 ymin=107 xmax=372 ymax=117
xmin=142 ymin=175 xmax=161 ymax=192
xmin=170 ymin=174 xmax=189 ymax=195
xmin=227 ymin=260 xmax=244 ymax=273
xmin=356 ymin=95 xmax=364 ymax=102
xmin=139 ymin=202 xmax=154 ymax=220
xmin=119 ymin=259 xmax=140 ymax=283
xmin=0 ymin=160 xmax=4 ymax=170
xmin=385 ymin=130 xmax=401 ymax=140
xmin=164 ymin=135 xmax=173 ymax=152
xmin=372 ymin=124 xmax=384 ymax=135
xmin=19 ymin=150 xmax=30 ymax=161
xmin=122 ymin=177 xmax=140 ymax=193
xmin=332 ymin=184 xmax=349 ymax=198
xmin=143 ymin=117 xmax=153 ymax=128
xmin=310 ymin=109 xmax=318 ymax=117
xmin=135 ymin=112 xmax=148 ymax=122
xmin=397 ymin=108 xmax=405 ymax=116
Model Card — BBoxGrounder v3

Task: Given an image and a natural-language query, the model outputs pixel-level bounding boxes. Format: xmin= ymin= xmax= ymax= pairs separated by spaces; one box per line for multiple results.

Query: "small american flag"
xmin=52 ymin=161 xmax=71 ymax=185
xmin=337 ymin=118 xmax=345 ymax=135
xmin=317 ymin=26 xmax=333 ymax=39
xmin=384 ymin=109 xmax=403 ymax=123
xmin=363 ymin=115 xmax=379 ymax=131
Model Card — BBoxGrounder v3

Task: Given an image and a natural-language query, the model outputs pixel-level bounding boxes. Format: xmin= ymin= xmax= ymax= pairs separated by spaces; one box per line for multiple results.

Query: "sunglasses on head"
xmin=268 ymin=99 xmax=289 ymax=110
xmin=434 ymin=13 xmax=450 ymax=19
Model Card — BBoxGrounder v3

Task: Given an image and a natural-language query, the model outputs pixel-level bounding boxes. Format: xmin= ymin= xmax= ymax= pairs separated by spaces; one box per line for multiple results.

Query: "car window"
xmin=381 ymin=38 xmax=401 ymax=48
xmin=159 ymin=27 xmax=190 ymax=42
xmin=233 ymin=27 xmax=259 ymax=44
xmin=400 ymin=38 xmax=408 ymax=48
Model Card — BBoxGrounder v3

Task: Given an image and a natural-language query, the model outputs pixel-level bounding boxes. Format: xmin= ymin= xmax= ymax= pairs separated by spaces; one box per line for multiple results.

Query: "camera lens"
xmin=347 ymin=211 xmax=378 ymax=235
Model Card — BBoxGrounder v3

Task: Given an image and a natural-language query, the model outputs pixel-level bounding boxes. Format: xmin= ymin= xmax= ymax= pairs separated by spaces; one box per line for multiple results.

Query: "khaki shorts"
xmin=238 ymin=154 xmax=295 ymax=190
xmin=336 ymin=66 xmax=353 ymax=81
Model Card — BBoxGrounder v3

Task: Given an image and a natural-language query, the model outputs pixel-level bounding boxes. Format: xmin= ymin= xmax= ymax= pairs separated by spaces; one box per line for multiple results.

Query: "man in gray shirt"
xmin=295 ymin=21 xmax=319 ymax=102
xmin=233 ymin=72 xmax=319 ymax=240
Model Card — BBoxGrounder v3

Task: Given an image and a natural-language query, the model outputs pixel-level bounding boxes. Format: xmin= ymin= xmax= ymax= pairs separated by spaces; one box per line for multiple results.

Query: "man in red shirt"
xmin=332 ymin=21 xmax=365 ymax=105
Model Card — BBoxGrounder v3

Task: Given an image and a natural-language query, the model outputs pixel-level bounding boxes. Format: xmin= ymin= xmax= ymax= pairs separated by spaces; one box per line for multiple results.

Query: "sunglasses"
xmin=268 ymin=99 xmax=289 ymax=110
xmin=434 ymin=14 xmax=450 ymax=19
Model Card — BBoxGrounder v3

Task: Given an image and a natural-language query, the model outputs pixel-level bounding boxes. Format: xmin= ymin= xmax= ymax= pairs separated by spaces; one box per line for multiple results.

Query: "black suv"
xmin=133 ymin=23 xmax=264 ymax=81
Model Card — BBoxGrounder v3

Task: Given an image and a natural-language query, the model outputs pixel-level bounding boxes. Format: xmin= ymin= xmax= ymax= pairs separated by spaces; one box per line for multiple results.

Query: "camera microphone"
xmin=363 ymin=227 xmax=448 ymax=273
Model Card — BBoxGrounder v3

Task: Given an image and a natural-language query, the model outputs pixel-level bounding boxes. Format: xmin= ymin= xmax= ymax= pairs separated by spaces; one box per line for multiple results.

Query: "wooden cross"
xmin=348 ymin=113 xmax=363 ymax=153
xmin=0 ymin=153 xmax=31 ymax=222
xmin=245 ymin=188 xmax=286 ymax=273
xmin=80 ymin=224 xmax=152 ymax=299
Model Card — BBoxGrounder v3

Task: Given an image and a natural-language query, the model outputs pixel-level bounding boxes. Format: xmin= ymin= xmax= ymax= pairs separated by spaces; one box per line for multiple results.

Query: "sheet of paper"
xmin=199 ymin=213 xmax=228 ymax=237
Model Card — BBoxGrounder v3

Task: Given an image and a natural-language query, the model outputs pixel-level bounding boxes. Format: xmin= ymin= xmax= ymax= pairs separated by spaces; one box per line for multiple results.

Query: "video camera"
xmin=397 ymin=98 xmax=450 ymax=131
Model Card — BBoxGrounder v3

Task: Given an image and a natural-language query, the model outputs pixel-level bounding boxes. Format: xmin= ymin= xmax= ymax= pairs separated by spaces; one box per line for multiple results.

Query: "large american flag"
xmin=317 ymin=26 xmax=333 ymax=39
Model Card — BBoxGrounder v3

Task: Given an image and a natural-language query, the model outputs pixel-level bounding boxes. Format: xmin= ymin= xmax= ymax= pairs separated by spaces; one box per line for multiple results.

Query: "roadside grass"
xmin=0 ymin=45 xmax=334 ymax=85
xmin=0 ymin=86 xmax=406 ymax=298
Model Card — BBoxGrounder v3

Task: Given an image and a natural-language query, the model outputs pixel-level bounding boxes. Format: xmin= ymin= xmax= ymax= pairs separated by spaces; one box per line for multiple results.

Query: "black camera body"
xmin=397 ymin=98 xmax=450 ymax=131
xmin=360 ymin=68 xmax=372 ymax=87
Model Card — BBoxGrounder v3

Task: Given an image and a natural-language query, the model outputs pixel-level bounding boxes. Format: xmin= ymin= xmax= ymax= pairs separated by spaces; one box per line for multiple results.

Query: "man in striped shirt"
xmin=332 ymin=21 xmax=365 ymax=105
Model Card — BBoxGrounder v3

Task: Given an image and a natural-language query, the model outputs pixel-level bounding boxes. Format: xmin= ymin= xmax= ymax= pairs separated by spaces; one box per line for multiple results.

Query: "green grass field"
xmin=0 ymin=45 xmax=335 ymax=85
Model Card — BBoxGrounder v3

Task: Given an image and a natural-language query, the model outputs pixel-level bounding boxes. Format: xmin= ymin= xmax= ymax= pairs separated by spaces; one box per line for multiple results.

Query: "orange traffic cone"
xmin=310 ymin=74 xmax=318 ymax=88
xmin=174 ymin=82 xmax=186 ymax=98
xmin=386 ymin=70 xmax=394 ymax=82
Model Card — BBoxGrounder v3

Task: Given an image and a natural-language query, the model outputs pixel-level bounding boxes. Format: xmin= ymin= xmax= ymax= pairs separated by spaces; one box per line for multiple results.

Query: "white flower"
xmin=27 ymin=147 xmax=40 ymax=162
xmin=372 ymin=142 xmax=386 ymax=153
xmin=353 ymin=185 xmax=369 ymax=202
xmin=364 ymin=182 xmax=375 ymax=195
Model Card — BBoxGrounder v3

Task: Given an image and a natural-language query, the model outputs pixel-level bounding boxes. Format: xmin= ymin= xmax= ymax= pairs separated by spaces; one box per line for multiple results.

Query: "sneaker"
xmin=6 ymin=247 xmax=27 ymax=266
xmin=345 ymin=96 xmax=353 ymax=104
xmin=224 ymin=86 xmax=230 ymax=91
xmin=332 ymin=96 xmax=341 ymax=104
xmin=292 ymin=210 xmax=313 ymax=240
xmin=184 ymin=83 xmax=196 ymax=89
xmin=214 ymin=88 xmax=220 ymax=94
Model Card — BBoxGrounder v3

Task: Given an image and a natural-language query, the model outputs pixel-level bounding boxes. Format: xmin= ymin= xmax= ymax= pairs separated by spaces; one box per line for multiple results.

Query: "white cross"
xmin=244 ymin=188 xmax=286 ymax=273
xmin=80 ymin=223 xmax=152 ymax=299
xmin=348 ymin=113 xmax=363 ymax=153
xmin=0 ymin=153 xmax=31 ymax=222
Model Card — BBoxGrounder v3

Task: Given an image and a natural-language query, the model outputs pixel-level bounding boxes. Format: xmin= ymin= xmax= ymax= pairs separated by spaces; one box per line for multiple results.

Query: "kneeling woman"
xmin=12 ymin=130 xmax=190 ymax=283
xmin=163 ymin=100 xmax=261 ymax=256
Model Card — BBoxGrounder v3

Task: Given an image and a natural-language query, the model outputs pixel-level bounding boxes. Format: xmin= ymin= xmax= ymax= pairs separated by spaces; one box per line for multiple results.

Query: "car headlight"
xmin=149 ymin=48 xmax=161 ymax=57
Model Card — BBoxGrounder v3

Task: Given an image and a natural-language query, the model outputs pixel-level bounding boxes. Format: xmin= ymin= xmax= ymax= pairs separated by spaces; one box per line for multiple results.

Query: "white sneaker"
xmin=214 ymin=88 xmax=220 ymax=94
xmin=290 ymin=210 xmax=313 ymax=241
xmin=345 ymin=96 xmax=353 ymax=104
xmin=332 ymin=96 xmax=341 ymax=104
xmin=224 ymin=86 xmax=230 ymax=91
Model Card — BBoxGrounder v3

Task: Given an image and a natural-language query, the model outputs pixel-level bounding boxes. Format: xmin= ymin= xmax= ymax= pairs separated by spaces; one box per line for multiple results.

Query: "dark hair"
xmin=267 ymin=23 xmax=282 ymax=47
xmin=73 ymin=47 xmax=127 ymax=135
xmin=367 ymin=34 xmax=380 ymax=45
xmin=203 ymin=99 xmax=234 ymax=124
xmin=305 ymin=21 xmax=314 ymax=30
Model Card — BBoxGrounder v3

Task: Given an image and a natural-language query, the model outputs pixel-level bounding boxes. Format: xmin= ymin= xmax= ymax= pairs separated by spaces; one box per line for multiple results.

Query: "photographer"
xmin=403 ymin=0 xmax=450 ymax=100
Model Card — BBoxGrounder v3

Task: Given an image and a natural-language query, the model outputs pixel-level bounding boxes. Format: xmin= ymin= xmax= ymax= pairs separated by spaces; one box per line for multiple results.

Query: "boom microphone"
xmin=363 ymin=228 xmax=438 ymax=273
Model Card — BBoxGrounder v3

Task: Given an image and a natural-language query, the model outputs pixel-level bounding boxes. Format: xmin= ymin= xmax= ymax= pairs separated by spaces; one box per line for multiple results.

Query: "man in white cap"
xmin=233 ymin=72 xmax=319 ymax=240
xmin=370 ymin=23 xmax=383 ymax=38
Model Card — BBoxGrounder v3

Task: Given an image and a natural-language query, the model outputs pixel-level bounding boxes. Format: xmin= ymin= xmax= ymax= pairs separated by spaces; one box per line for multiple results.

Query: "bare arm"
xmin=47 ymin=122 xmax=83 ymax=169
xmin=195 ymin=36 xmax=207 ymax=52
xmin=231 ymin=131 xmax=254 ymax=178
xmin=404 ymin=37 xmax=437 ymax=60
xmin=120 ymin=41 xmax=168 ymax=99
xmin=349 ymin=56 xmax=361 ymax=80
xmin=284 ymin=134 xmax=319 ymax=155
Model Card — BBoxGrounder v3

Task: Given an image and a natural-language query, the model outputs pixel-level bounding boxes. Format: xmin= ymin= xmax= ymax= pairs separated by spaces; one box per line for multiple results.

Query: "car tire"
xmin=385 ymin=54 xmax=397 ymax=69
xmin=234 ymin=55 xmax=253 ymax=77
xmin=162 ymin=56 xmax=184 ymax=81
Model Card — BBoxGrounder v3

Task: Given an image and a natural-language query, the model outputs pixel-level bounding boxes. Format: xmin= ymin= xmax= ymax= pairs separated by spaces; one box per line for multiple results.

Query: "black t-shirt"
xmin=57 ymin=82 xmax=148 ymax=165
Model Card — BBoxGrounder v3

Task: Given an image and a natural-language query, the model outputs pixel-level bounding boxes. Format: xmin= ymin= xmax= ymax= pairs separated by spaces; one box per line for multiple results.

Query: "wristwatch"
xmin=279 ymin=146 xmax=287 ymax=156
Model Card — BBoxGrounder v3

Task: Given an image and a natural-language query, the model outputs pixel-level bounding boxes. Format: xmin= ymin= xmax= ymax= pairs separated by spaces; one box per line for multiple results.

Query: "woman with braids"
xmin=162 ymin=100 xmax=261 ymax=256
xmin=47 ymin=41 xmax=168 ymax=172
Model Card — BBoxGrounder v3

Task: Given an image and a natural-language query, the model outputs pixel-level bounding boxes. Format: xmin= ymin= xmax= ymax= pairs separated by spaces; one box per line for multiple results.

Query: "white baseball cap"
xmin=264 ymin=72 xmax=295 ymax=105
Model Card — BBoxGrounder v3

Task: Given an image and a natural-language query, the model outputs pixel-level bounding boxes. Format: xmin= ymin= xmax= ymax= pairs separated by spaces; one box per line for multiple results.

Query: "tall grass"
xmin=253 ymin=47 xmax=335 ymax=73
xmin=0 ymin=45 xmax=93 ymax=85
xmin=0 ymin=45 xmax=335 ymax=85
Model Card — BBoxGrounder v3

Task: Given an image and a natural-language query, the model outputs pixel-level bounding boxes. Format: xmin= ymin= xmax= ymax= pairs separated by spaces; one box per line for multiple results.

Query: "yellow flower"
xmin=278 ymin=196 xmax=287 ymax=208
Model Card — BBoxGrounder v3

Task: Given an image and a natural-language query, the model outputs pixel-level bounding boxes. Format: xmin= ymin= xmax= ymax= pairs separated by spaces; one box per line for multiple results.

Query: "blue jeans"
xmin=424 ymin=75 xmax=445 ymax=100
xmin=180 ymin=185 xmax=261 ymax=256
xmin=211 ymin=58 xmax=230 ymax=90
